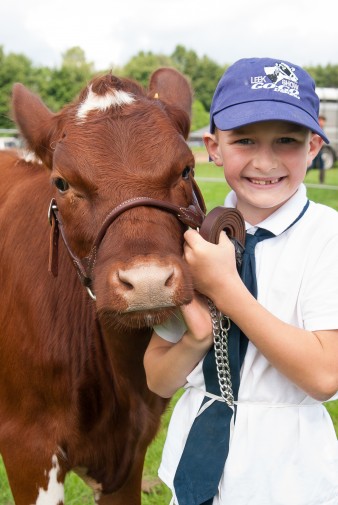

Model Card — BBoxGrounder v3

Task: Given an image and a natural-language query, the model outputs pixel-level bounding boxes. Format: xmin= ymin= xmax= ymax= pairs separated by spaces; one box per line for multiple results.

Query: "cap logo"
xmin=250 ymin=62 xmax=300 ymax=100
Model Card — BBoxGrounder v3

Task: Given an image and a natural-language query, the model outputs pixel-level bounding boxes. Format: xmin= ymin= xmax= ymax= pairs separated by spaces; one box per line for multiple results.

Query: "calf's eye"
xmin=54 ymin=177 xmax=70 ymax=193
xmin=182 ymin=166 xmax=191 ymax=180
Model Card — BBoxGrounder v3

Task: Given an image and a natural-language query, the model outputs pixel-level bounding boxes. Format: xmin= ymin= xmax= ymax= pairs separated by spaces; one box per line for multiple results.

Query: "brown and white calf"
xmin=0 ymin=68 xmax=205 ymax=504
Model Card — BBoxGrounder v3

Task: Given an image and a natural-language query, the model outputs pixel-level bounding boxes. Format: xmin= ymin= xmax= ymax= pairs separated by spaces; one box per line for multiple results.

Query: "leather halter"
xmin=48 ymin=185 xmax=245 ymax=300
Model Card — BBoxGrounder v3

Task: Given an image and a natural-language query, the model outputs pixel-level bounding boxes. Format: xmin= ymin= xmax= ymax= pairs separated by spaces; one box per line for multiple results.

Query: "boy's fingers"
xmin=218 ymin=230 xmax=228 ymax=244
xmin=180 ymin=294 xmax=213 ymax=337
xmin=218 ymin=231 xmax=236 ymax=252
xmin=181 ymin=292 xmax=208 ymax=314
xmin=183 ymin=229 xmax=203 ymax=247
xmin=184 ymin=229 xmax=231 ymax=247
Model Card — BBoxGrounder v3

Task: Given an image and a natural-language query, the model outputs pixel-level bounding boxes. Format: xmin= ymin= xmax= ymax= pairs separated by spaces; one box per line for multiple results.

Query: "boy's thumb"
xmin=218 ymin=230 xmax=229 ymax=244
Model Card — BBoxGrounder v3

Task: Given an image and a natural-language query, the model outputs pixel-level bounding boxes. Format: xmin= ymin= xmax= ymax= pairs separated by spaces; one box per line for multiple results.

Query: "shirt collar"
xmin=224 ymin=184 xmax=308 ymax=236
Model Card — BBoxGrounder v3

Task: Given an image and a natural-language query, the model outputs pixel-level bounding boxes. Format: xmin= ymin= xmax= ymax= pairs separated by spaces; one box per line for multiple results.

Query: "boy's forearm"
xmin=212 ymin=282 xmax=338 ymax=401
xmin=144 ymin=332 xmax=212 ymax=398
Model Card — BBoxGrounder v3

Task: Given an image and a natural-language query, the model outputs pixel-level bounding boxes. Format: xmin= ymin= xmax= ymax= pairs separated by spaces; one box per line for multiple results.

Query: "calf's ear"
xmin=148 ymin=68 xmax=192 ymax=139
xmin=11 ymin=83 xmax=56 ymax=168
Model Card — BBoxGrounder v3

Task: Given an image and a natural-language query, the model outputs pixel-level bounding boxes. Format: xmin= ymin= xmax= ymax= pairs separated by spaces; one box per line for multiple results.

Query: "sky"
xmin=1 ymin=0 xmax=338 ymax=71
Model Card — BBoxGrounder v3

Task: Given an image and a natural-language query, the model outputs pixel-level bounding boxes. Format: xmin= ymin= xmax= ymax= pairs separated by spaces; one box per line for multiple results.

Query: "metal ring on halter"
xmin=86 ymin=286 xmax=97 ymax=301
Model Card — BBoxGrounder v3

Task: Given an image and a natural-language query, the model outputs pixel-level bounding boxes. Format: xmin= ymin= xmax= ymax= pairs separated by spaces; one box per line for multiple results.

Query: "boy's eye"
xmin=278 ymin=137 xmax=295 ymax=144
xmin=236 ymin=138 xmax=253 ymax=145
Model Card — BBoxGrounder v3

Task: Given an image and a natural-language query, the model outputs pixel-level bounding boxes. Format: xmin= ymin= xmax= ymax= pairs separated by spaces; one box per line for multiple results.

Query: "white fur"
xmin=77 ymin=85 xmax=135 ymax=120
xmin=36 ymin=455 xmax=64 ymax=505
xmin=20 ymin=149 xmax=43 ymax=164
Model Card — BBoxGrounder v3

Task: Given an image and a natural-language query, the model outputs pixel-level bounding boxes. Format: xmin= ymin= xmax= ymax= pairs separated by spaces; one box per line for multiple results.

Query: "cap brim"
xmin=213 ymin=101 xmax=329 ymax=144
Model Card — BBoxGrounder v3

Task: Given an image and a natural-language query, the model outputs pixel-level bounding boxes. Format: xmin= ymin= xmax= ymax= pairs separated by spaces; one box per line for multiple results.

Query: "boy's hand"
xmin=180 ymin=293 xmax=213 ymax=348
xmin=183 ymin=229 xmax=239 ymax=299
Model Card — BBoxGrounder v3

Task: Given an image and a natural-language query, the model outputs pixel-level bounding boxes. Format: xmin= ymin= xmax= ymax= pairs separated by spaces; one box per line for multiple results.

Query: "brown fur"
xmin=0 ymin=69 xmax=196 ymax=504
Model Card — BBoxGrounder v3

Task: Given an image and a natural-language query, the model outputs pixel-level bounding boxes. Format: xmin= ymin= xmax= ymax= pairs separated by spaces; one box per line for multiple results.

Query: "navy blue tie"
xmin=173 ymin=228 xmax=274 ymax=505
xmin=173 ymin=201 xmax=309 ymax=505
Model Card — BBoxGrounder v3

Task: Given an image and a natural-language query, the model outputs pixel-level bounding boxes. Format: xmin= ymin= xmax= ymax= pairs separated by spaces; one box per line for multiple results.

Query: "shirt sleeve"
xmin=300 ymin=231 xmax=338 ymax=331
xmin=153 ymin=309 xmax=187 ymax=343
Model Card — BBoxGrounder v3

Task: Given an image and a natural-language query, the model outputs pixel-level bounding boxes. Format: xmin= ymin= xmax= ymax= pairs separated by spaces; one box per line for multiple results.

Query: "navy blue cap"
xmin=210 ymin=57 xmax=329 ymax=143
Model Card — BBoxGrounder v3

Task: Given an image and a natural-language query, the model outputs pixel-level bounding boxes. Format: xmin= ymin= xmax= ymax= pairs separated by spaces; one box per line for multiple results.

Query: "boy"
xmin=144 ymin=58 xmax=338 ymax=505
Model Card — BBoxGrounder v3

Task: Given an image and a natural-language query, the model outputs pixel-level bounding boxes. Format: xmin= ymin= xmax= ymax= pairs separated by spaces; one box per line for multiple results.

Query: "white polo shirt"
xmin=154 ymin=184 xmax=338 ymax=505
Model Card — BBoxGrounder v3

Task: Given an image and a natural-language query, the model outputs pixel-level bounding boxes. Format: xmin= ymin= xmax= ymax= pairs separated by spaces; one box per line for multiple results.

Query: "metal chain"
xmin=207 ymin=299 xmax=234 ymax=407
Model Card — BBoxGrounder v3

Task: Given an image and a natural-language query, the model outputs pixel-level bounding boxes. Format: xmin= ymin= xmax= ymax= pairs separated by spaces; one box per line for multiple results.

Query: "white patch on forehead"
xmin=76 ymin=85 xmax=135 ymax=120
xmin=36 ymin=455 xmax=64 ymax=505
xmin=19 ymin=149 xmax=43 ymax=164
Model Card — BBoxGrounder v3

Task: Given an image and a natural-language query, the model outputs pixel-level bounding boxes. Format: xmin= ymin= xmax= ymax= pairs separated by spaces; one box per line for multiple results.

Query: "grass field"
xmin=1 ymin=161 xmax=338 ymax=504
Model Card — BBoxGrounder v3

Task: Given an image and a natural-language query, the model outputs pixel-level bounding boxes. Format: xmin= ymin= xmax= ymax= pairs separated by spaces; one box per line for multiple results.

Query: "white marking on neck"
xmin=36 ymin=455 xmax=64 ymax=505
xmin=77 ymin=85 xmax=135 ymax=120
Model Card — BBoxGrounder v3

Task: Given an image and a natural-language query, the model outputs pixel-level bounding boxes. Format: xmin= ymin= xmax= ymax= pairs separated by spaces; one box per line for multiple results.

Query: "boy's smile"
xmin=248 ymin=177 xmax=284 ymax=185
xmin=204 ymin=120 xmax=323 ymax=224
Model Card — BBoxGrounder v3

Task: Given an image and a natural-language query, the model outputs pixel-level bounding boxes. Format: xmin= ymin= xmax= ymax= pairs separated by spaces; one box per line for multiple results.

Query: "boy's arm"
xmin=221 ymin=284 xmax=338 ymax=401
xmin=184 ymin=229 xmax=338 ymax=402
xmin=144 ymin=295 xmax=213 ymax=398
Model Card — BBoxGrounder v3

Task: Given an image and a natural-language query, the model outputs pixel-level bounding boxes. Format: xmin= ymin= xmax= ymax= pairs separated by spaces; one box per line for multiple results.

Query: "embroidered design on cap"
xmin=250 ymin=62 xmax=300 ymax=100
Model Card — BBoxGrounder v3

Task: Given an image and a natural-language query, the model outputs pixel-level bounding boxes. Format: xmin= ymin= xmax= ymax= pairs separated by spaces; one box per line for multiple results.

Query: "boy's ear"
xmin=307 ymin=133 xmax=324 ymax=166
xmin=203 ymin=132 xmax=223 ymax=166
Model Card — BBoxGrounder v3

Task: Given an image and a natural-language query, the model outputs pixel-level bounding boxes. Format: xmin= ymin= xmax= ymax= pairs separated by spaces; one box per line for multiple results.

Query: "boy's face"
xmin=204 ymin=120 xmax=323 ymax=224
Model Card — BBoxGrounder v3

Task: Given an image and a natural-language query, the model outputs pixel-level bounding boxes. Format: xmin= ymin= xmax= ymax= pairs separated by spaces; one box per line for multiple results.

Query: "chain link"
xmin=207 ymin=299 xmax=234 ymax=407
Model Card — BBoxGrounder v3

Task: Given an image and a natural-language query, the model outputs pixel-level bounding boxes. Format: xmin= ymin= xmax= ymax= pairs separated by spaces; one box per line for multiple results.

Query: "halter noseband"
xmin=48 ymin=188 xmax=245 ymax=300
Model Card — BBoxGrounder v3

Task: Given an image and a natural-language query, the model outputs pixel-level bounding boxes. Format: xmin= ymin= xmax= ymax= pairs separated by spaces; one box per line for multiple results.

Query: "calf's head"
xmin=12 ymin=68 xmax=205 ymax=329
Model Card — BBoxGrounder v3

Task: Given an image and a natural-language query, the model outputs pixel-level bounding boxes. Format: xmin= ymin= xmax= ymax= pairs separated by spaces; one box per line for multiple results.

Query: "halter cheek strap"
xmin=48 ymin=190 xmax=245 ymax=300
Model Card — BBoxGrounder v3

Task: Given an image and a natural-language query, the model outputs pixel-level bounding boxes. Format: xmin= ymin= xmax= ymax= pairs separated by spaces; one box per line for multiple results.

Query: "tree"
xmin=44 ymin=47 xmax=95 ymax=110
xmin=1 ymin=43 xmax=338 ymax=131
xmin=191 ymin=99 xmax=210 ymax=131
xmin=0 ymin=46 xmax=38 ymax=128
xmin=193 ymin=57 xmax=226 ymax=111
xmin=171 ymin=45 xmax=199 ymax=77
xmin=0 ymin=46 xmax=95 ymax=128
xmin=171 ymin=45 xmax=226 ymax=111
xmin=62 ymin=46 xmax=94 ymax=72
xmin=121 ymin=51 xmax=174 ymax=88
xmin=306 ymin=64 xmax=338 ymax=88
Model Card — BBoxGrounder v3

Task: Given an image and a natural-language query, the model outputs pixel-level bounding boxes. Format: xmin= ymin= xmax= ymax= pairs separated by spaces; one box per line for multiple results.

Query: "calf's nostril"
xmin=164 ymin=269 xmax=175 ymax=288
xmin=118 ymin=270 xmax=134 ymax=290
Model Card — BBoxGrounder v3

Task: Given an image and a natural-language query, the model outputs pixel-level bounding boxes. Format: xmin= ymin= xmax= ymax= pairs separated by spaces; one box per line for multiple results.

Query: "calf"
xmin=0 ymin=68 xmax=205 ymax=504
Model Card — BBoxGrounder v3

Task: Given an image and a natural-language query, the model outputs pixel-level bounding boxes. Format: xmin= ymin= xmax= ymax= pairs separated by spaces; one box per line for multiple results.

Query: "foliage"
xmin=171 ymin=45 xmax=226 ymax=111
xmin=121 ymin=50 xmax=174 ymax=88
xmin=1 ymin=43 xmax=338 ymax=132
xmin=34 ymin=47 xmax=96 ymax=112
xmin=305 ymin=64 xmax=338 ymax=88
xmin=120 ymin=46 xmax=223 ymax=127
xmin=0 ymin=46 xmax=49 ymax=128
xmin=0 ymin=45 xmax=96 ymax=128
xmin=191 ymin=99 xmax=210 ymax=131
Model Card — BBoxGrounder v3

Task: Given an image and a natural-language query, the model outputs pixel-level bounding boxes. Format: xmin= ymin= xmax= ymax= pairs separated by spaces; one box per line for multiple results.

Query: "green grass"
xmin=0 ymin=399 xmax=179 ymax=505
xmin=326 ymin=401 xmax=338 ymax=436
xmin=1 ymin=162 xmax=337 ymax=504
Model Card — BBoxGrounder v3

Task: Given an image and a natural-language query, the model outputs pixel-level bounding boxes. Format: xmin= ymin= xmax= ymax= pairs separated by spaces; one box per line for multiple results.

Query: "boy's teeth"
xmin=250 ymin=178 xmax=280 ymax=185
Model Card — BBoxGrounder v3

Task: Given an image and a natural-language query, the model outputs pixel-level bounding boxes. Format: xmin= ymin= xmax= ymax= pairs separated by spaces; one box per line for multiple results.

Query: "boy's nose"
xmin=252 ymin=147 xmax=278 ymax=172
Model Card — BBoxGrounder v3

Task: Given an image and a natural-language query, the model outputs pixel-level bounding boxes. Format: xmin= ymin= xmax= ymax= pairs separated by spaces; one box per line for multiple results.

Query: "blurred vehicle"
xmin=0 ymin=136 xmax=21 ymax=150
xmin=317 ymin=88 xmax=338 ymax=169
